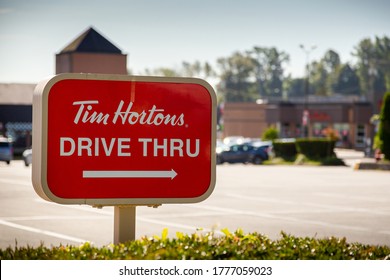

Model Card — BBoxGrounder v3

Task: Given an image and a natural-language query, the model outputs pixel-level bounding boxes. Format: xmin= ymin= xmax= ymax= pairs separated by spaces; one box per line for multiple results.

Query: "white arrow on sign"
xmin=82 ymin=169 xmax=178 ymax=180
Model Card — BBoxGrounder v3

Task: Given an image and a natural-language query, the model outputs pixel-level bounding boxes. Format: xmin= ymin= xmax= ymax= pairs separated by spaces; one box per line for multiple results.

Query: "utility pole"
xmin=299 ymin=44 xmax=316 ymax=138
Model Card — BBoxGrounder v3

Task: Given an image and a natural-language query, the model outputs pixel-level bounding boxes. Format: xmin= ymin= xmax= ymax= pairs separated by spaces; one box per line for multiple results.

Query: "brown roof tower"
xmin=56 ymin=27 xmax=127 ymax=75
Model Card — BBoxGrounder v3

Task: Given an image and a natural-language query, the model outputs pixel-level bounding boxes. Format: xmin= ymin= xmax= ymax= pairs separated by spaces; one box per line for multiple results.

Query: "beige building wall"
xmin=222 ymin=101 xmax=373 ymax=150
xmin=56 ymin=53 xmax=127 ymax=75
xmin=223 ymin=103 xmax=268 ymax=138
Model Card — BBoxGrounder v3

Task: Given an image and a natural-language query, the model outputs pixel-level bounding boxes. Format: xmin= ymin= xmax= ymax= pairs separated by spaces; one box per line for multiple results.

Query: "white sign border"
xmin=32 ymin=73 xmax=216 ymax=206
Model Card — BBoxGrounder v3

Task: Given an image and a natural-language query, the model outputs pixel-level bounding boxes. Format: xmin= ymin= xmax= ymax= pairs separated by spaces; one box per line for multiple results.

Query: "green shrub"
xmin=296 ymin=138 xmax=335 ymax=159
xmin=262 ymin=126 xmax=279 ymax=141
xmin=270 ymin=139 xmax=343 ymax=166
xmin=273 ymin=140 xmax=297 ymax=160
xmin=1 ymin=230 xmax=389 ymax=260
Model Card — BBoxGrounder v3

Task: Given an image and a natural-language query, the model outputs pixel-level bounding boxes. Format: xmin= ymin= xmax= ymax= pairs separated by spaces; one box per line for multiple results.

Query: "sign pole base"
xmin=114 ymin=205 xmax=136 ymax=244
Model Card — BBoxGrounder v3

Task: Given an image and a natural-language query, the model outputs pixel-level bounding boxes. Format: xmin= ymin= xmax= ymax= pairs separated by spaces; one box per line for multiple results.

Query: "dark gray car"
xmin=216 ymin=143 xmax=269 ymax=165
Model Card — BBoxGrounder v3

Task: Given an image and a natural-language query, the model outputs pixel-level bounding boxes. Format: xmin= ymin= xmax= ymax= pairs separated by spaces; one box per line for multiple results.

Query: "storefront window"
xmin=295 ymin=124 xmax=301 ymax=138
xmin=281 ymin=122 xmax=290 ymax=138
xmin=333 ymin=123 xmax=350 ymax=147
xmin=5 ymin=122 xmax=32 ymax=154
xmin=356 ymin=124 xmax=365 ymax=147
xmin=280 ymin=123 xmax=303 ymax=139
xmin=312 ymin=123 xmax=328 ymax=138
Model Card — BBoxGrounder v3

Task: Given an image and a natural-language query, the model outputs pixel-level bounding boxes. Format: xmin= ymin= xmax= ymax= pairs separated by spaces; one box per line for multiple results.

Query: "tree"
xmin=250 ymin=46 xmax=289 ymax=98
xmin=283 ymin=76 xmax=305 ymax=97
xmin=181 ymin=60 xmax=216 ymax=79
xmin=322 ymin=49 xmax=341 ymax=73
xmin=378 ymin=92 xmax=390 ymax=160
xmin=354 ymin=38 xmax=375 ymax=95
xmin=285 ymin=49 xmax=342 ymax=97
xmin=310 ymin=61 xmax=328 ymax=96
xmin=217 ymin=46 xmax=289 ymax=102
xmin=332 ymin=64 xmax=361 ymax=95
xmin=353 ymin=36 xmax=389 ymax=103
xmin=144 ymin=67 xmax=180 ymax=77
xmin=310 ymin=49 xmax=341 ymax=96
xmin=375 ymin=36 xmax=390 ymax=91
xmin=217 ymin=51 xmax=257 ymax=102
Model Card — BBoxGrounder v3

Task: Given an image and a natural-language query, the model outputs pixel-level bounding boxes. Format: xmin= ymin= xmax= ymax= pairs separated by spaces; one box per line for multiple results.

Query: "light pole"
xmin=299 ymin=44 xmax=316 ymax=138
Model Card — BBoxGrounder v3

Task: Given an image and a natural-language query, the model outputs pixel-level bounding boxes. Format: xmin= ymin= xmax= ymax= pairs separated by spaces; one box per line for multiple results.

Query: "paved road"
xmin=1 ymin=152 xmax=390 ymax=248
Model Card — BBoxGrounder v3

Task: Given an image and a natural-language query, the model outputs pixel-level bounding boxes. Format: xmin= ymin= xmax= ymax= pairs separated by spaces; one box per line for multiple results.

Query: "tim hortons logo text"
xmin=73 ymin=100 xmax=185 ymax=126
xmin=58 ymin=100 xmax=200 ymax=158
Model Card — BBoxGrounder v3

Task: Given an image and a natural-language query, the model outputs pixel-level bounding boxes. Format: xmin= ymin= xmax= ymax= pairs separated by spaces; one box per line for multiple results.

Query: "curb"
xmin=354 ymin=162 xmax=390 ymax=171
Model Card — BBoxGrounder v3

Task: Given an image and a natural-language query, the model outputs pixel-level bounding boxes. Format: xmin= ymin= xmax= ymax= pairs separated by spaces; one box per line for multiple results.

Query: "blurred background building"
xmin=0 ymin=27 xmax=376 ymax=154
xmin=0 ymin=27 xmax=127 ymax=154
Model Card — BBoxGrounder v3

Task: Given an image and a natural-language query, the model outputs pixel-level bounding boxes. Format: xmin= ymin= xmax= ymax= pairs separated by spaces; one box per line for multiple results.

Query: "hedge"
xmin=272 ymin=138 xmax=337 ymax=162
xmin=273 ymin=140 xmax=297 ymax=160
xmin=378 ymin=92 xmax=390 ymax=160
xmin=1 ymin=229 xmax=389 ymax=260
xmin=296 ymin=138 xmax=336 ymax=159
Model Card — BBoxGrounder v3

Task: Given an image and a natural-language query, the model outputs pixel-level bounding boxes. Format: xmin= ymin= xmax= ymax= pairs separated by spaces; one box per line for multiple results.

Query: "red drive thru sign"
xmin=33 ymin=74 xmax=216 ymax=206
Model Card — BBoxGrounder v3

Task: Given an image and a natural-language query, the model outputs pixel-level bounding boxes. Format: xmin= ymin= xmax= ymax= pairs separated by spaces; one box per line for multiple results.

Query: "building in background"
xmin=0 ymin=27 xmax=127 ymax=155
xmin=0 ymin=26 xmax=376 ymax=154
xmin=0 ymin=84 xmax=34 ymax=154
xmin=222 ymin=96 xmax=373 ymax=150
xmin=56 ymin=27 xmax=127 ymax=75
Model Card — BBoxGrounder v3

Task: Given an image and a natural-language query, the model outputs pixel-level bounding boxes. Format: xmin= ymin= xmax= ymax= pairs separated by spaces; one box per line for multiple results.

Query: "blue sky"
xmin=0 ymin=0 xmax=389 ymax=84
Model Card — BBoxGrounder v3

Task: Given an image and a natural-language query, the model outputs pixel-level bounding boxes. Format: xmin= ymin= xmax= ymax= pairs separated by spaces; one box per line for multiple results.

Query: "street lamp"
xmin=299 ymin=44 xmax=316 ymax=138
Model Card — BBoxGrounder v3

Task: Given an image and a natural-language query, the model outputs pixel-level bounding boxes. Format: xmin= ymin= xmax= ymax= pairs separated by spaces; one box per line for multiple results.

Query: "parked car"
xmin=250 ymin=140 xmax=275 ymax=159
xmin=22 ymin=148 xmax=32 ymax=167
xmin=0 ymin=137 xmax=13 ymax=165
xmin=216 ymin=143 xmax=269 ymax=165
xmin=216 ymin=139 xmax=230 ymax=154
xmin=222 ymin=136 xmax=247 ymax=146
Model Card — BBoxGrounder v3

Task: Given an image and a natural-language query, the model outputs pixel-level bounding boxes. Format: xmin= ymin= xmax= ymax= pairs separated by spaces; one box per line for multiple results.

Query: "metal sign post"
xmin=114 ymin=206 xmax=136 ymax=244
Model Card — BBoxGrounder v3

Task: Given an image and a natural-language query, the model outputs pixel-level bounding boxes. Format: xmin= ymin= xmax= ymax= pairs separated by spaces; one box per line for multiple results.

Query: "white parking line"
xmin=3 ymin=215 xmax=109 ymax=221
xmin=185 ymin=204 xmax=380 ymax=235
xmin=0 ymin=178 xmax=31 ymax=187
xmin=34 ymin=199 xmax=113 ymax=215
xmin=34 ymin=197 xmax=385 ymax=236
xmin=32 ymin=195 xmax=390 ymax=239
xmin=315 ymin=192 xmax=390 ymax=203
xmin=223 ymin=193 xmax=390 ymax=216
xmin=138 ymin=216 xmax=206 ymax=232
xmin=34 ymin=199 xmax=215 ymax=233
xmin=0 ymin=219 xmax=88 ymax=244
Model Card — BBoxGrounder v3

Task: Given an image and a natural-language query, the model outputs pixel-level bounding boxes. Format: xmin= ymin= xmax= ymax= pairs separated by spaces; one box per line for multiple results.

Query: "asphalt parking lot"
xmin=0 ymin=151 xmax=390 ymax=248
